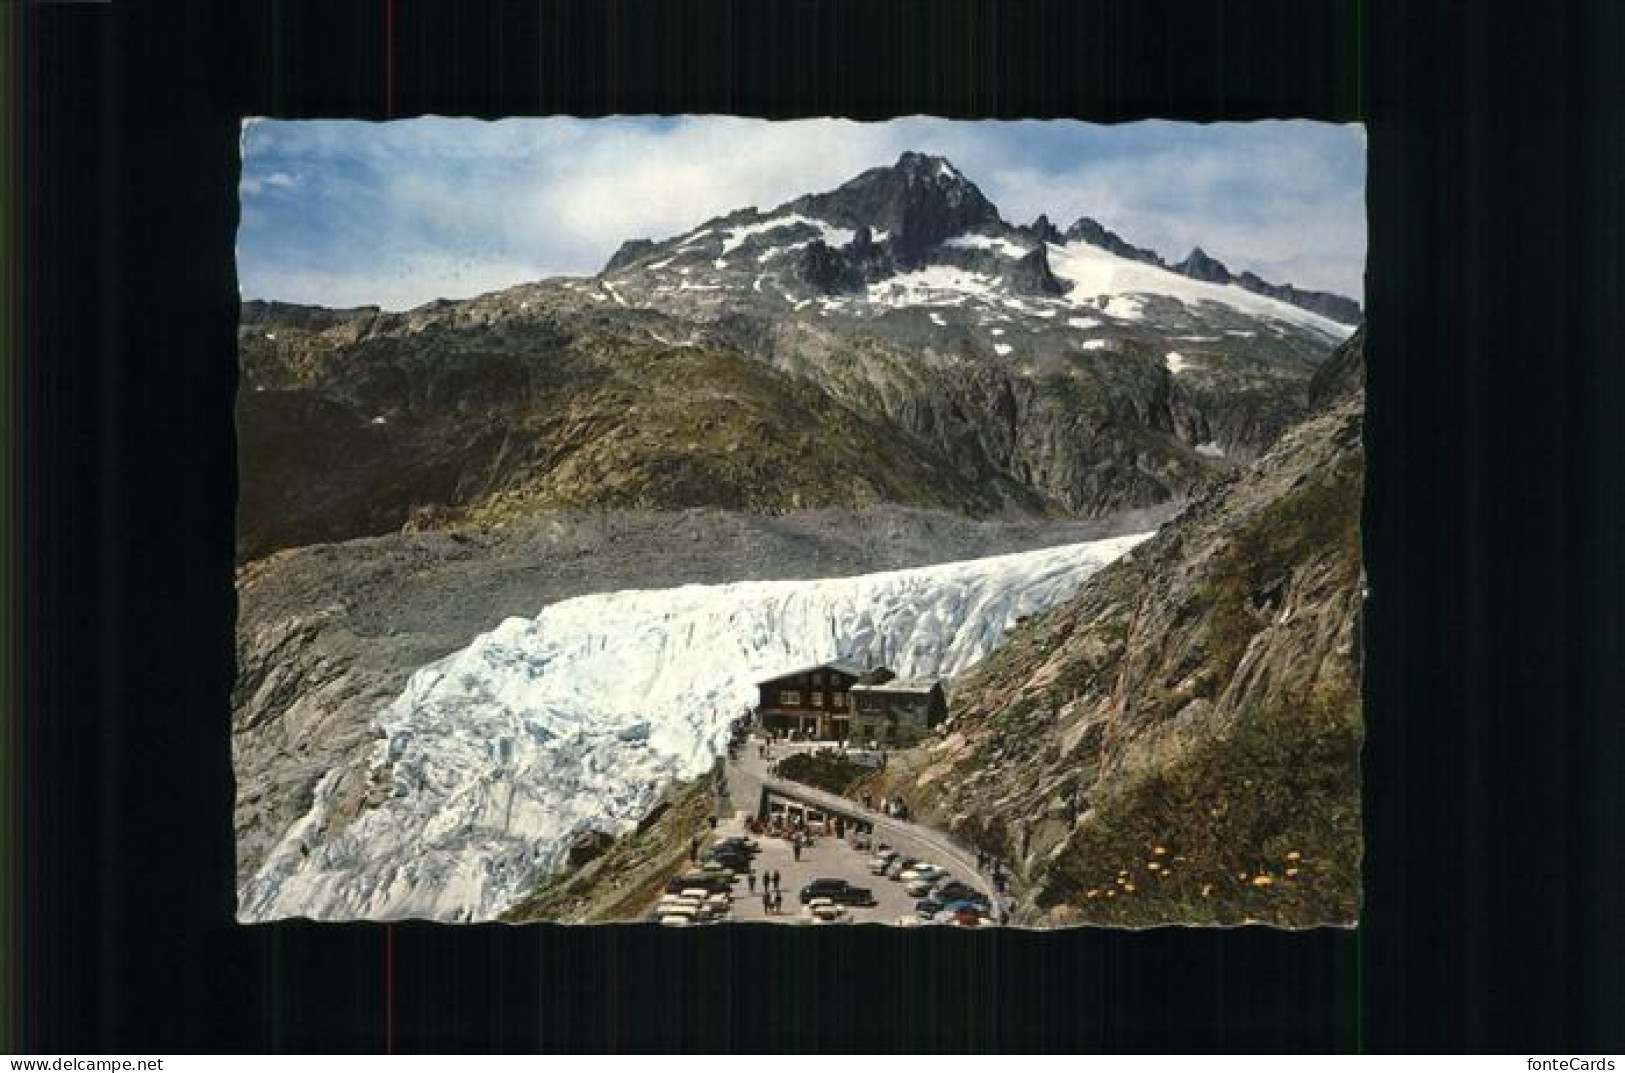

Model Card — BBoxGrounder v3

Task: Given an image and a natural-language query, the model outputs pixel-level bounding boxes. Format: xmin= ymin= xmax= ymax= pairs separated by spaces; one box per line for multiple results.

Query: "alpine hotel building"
xmin=754 ymin=660 xmax=947 ymax=745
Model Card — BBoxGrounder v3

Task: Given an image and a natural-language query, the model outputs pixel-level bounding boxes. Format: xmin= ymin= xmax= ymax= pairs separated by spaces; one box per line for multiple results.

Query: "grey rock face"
xmin=881 ymin=331 xmax=1367 ymax=927
xmin=1174 ymin=246 xmax=1234 ymax=284
xmin=1064 ymin=216 xmax=1166 ymax=266
xmin=792 ymin=151 xmax=1002 ymax=265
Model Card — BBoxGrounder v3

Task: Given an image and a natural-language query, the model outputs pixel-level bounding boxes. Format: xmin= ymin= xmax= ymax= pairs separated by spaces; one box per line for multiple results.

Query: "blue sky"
xmin=239 ymin=117 xmax=1365 ymax=311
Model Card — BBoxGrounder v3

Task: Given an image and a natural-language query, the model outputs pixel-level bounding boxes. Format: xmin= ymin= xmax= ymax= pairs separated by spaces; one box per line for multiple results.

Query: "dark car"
xmin=666 ymin=871 xmax=733 ymax=894
xmin=933 ymin=881 xmax=983 ymax=903
xmin=798 ymin=878 xmax=878 ymax=907
xmin=704 ymin=849 xmax=751 ymax=871
xmin=914 ymin=895 xmax=946 ymax=918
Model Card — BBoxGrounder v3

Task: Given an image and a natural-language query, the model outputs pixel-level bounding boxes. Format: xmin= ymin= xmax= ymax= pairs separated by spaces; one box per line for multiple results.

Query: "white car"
xmin=899 ymin=863 xmax=943 ymax=884
xmin=905 ymin=874 xmax=952 ymax=898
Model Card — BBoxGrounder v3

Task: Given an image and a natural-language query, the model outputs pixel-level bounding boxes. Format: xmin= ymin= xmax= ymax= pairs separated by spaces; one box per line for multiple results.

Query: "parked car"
xmin=940 ymin=899 xmax=984 ymax=919
xmin=899 ymin=862 xmax=943 ymax=884
xmin=703 ymin=852 xmax=750 ymax=874
xmin=885 ymin=857 xmax=917 ymax=880
xmin=914 ymin=896 xmax=945 ymax=918
xmin=905 ymin=875 xmax=947 ymax=898
xmin=868 ymin=851 xmax=898 ymax=875
xmin=798 ymin=878 xmax=878 ymax=907
xmin=666 ymin=872 xmax=732 ymax=894
xmin=933 ymin=880 xmax=983 ymax=902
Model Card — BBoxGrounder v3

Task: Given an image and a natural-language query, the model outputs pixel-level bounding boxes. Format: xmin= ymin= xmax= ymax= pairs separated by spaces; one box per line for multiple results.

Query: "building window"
xmin=780 ymin=690 xmax=801 ymax=705
xmin=832 ymin=691 xmax=846 ymax=708
xmin=813 ymin=672 xmax=824 ymax=685
xmin=810 ymin=691 xmax=824 ymax=708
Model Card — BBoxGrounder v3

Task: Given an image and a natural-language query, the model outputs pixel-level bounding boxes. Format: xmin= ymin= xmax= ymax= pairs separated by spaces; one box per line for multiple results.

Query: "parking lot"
xmin=713 ymin=814 xmax=922 ymax=924
xmin=646 ymin=809 xmax=998 ymax=926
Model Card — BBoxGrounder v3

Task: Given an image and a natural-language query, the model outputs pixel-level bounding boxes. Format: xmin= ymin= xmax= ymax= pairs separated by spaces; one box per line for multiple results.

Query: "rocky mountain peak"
xmin=1063 ymin=216 xmax=1166 ymax=266
xmin=794 ymin=152 xmax=1001 ymax=264
xmin=1024 ymin=213 xmax=1065 ymax=246
xmin=1175 ymin=245 xmax=1234 ymax=284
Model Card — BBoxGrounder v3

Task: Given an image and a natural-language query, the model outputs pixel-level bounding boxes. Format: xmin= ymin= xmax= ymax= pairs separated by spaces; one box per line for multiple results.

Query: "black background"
xmin=15 ymin=0 xmax=1624 ymax=1053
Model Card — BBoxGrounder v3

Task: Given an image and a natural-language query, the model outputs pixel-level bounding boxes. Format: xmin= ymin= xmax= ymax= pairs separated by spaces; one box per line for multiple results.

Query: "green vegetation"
xmin=1035 ymin=695 xmax=1362 ymax=927
xmin=775 ymin=749 xmax=874 ymax=797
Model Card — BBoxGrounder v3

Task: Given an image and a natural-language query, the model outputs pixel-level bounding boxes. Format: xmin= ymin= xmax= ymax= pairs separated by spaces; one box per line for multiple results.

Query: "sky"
xmin=239 ymin=117 xmax=1366 ymax=312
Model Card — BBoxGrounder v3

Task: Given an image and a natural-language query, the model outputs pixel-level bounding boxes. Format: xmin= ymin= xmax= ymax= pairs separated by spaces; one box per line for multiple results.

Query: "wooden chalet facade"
xmin=754 ymin=661 xmax=947 ymax=744
xmin=755 ymin=660 xmax=875 ymax=740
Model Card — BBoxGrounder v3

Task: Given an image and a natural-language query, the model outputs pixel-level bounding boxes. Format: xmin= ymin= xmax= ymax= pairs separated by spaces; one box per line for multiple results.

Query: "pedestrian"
xmin=793 ymin=842 xmax=801 ymax=862
xmin=771 ymin=869 xmax=780 ymax=892
xmin=747 ymin=871 xmax=756 ymax=893
xmin=762 ymin=890 xmax=771 ymax=915
xmin=689 ymin=836 xmax=699 ymax=861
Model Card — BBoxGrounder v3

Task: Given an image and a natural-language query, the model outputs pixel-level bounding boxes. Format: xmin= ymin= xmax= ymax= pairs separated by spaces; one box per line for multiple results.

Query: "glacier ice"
xmin=238 ymin=533 xmax=1151 ymax=923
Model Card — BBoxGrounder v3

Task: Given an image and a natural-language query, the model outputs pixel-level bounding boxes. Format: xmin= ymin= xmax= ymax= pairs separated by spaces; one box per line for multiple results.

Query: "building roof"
xmin=755 ymin=659 xmax=879 ymax=687
xmin=849 ymin=679 xmax=943 ymax=695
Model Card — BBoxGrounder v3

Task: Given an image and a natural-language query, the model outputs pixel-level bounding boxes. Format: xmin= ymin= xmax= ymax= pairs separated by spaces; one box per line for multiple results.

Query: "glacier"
xmin=238 ymin=532 xmax=1151 ymax=923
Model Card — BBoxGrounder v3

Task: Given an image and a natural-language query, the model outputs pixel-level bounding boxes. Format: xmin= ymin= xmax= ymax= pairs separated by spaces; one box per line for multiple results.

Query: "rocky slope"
xmin=499 ymin=778 xmax=718 ymax=925
xmin=874 ymin=329 xmax=1365 ymax=927
xmin=237 ymin=152 xmax=1358 ymax=562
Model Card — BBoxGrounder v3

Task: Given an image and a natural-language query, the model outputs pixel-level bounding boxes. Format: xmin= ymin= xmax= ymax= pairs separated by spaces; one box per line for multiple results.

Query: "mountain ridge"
xmin=601 ymin=151 xmax=1360 ymax=325
xmin=237 ymin=150 xmax=1358 ymax=562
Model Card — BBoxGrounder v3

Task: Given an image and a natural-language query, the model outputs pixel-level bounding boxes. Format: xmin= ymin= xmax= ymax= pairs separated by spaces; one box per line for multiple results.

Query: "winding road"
xmin=724 ymin=741 xmax=1007 ymax=919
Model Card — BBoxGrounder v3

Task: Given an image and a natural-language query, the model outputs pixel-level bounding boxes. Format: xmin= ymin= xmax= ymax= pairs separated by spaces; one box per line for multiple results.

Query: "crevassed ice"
xmin=238 ymin=533 xmax=1151 ymax=923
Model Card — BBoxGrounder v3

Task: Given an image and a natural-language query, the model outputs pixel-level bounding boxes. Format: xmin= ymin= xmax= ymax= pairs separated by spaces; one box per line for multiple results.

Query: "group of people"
xmin=750 ymin=868 xmax=787 ymax=914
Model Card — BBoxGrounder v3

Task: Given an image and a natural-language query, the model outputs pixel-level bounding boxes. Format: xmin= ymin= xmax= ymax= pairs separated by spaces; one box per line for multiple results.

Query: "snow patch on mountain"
xmin=946 ymin=233 xmax=1031 ymax=259
xmin=238 ymin=534 xmax=1151 ymax=923
xmin=1047 ymin=239 xmax=1354 ymax=342
xmin=868 ymin=266 xmax=1000 ymax=307
xmin=720 ymin=213 xmax=855 ymax=257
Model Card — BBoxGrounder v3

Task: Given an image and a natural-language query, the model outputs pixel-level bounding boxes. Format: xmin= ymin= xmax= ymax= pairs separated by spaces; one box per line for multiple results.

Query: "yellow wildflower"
xmin=1152 ymin=846 xmax=1168 ymax=856
xmin=1147 ymin=861 xmax=1161 ymax=871
xmin=1252 ymin=874 xmax=1274 ymax=887
xmin=1201 ymin=884 xmax=1213 ymax=897
xmin=1286 ymin=851 xmax=1302 ymax=861
xmin=1286 ymin=868 xmax=1300 ymax=877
